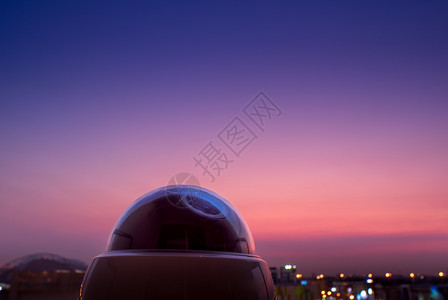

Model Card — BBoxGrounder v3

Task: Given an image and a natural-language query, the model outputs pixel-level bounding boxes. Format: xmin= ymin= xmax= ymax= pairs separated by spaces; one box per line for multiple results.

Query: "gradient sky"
xmin=1 ymin=0 xmax=448 ymax=275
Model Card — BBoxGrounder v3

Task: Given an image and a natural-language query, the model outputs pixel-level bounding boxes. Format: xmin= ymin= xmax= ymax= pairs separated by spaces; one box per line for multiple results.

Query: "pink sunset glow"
xmin=1 ymin=0 xmax=447 ymax=276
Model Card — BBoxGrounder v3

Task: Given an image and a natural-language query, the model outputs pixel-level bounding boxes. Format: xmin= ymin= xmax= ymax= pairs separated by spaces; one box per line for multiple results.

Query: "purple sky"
xmin=1 ymin=0 xmax=448 ymax=275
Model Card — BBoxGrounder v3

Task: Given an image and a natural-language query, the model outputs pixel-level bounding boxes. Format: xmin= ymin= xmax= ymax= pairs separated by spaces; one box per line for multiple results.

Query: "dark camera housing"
xmin=80 ymin=186 xmax=275 ymax=300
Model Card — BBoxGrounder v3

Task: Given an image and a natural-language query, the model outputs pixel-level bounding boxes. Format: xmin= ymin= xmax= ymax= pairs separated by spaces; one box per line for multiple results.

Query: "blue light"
xmin=301 ymin=280 xmax=307 ymax=285
xmin=430 ymin=286 xmax=442 ymax=298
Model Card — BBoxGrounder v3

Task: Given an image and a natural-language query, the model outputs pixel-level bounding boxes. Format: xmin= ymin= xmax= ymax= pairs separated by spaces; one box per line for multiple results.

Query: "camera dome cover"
xmin=108 ymin=185 xmax=255 ymax=254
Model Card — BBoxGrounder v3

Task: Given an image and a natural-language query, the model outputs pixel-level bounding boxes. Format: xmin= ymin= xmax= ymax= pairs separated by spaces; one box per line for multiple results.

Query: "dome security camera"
xmin=80 ymin=186 xmax=275 ymax=300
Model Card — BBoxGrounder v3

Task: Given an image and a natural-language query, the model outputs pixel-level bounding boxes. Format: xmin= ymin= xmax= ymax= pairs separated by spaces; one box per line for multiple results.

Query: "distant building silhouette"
xmin=0 ymin=253 xmax=86 ymax=300
xmin=280 ymin=264 xmax=297 ymax=283
xmin=9 ymin=270 xmax=84 ymax=300
xmin=270 ymin=267 xmax=279 ymax=285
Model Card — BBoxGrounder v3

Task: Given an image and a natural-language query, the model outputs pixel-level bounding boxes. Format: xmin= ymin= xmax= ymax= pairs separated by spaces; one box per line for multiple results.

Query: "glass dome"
xmin=107 ymin=185 xmax=255 ymax=254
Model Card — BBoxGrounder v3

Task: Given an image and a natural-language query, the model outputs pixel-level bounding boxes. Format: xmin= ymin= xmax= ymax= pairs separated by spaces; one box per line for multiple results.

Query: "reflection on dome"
xmin=108 ymin=185 xmax=255 ymax=254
